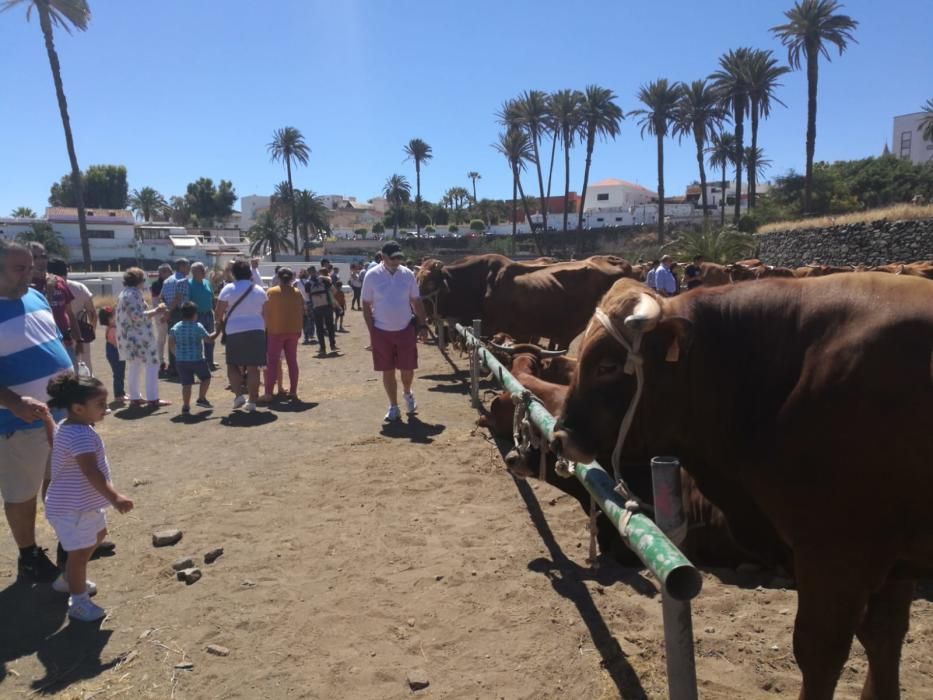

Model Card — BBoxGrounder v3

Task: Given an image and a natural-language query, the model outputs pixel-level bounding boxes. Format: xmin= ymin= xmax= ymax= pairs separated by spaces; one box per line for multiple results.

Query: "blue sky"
xmin=1 ymin=0 xmax=930 ymax=216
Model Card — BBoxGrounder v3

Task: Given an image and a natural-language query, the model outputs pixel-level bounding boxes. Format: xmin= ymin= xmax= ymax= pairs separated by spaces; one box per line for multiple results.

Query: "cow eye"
xmin=596 ymin=361 xmax=621 ymax=377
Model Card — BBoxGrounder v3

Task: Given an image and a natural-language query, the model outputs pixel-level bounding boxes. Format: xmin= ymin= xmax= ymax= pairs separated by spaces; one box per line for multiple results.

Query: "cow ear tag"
xmin=665 ymin=337 xmax=680 ymax=363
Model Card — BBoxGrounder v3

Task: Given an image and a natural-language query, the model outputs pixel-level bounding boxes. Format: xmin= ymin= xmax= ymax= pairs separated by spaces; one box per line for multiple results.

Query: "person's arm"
xmin=168 ymin=331 xmax=176 ymax=356
xmin=76 ymin=452 xmax=133 ymax=513
xmin=214 ymin=299 xmax=229 ymax=328
xmin=0 ymin=386 xmax=50 ymax=423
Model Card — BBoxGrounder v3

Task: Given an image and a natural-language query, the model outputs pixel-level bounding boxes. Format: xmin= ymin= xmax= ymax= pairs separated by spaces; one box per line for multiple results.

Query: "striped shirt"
xmin=0 ymin=289 xmax=73 ymax=434
xmin=160 ymin=273 xmax=190 ymax=308
xmin=45 ymin=422 xmax=112 ymax=516
xmin=169 ymin=321 xmax=209 ymax=361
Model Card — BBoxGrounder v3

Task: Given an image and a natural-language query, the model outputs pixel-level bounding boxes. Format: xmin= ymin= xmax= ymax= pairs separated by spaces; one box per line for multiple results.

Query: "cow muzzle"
xmin=549 ymin=428 xmax=593 ymax=465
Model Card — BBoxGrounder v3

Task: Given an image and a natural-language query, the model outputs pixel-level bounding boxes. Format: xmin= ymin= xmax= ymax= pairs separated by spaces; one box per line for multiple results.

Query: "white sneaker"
xmin=384 ymin=405 xmax=401 ymax=422
xmin=404 ymin=392 xmax=417 ymax=414
xmin=68 ymin=595 xmax=106 ymax=622
xmin=232 ymin=395 xmax=247 ymax=410
xmin=53 ymin=574 xmax=97 ymax=596
xmin=244 ymin=402 xmax=256 ymax=413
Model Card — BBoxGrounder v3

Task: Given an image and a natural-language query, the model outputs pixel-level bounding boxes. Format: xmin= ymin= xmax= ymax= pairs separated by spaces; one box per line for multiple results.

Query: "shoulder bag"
xmin=218 ymin=284 xmax=255 ymax=345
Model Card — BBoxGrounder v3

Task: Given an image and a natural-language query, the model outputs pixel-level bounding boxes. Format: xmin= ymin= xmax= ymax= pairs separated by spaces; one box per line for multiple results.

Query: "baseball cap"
xmin=381 ymin=241 xmax=404 ymax=259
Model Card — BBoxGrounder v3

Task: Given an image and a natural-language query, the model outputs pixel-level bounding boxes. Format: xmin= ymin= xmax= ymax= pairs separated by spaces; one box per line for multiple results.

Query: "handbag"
xmin=218 ymin=284 xmax=255 ymax=345
xmin=77 ymin=310 xmax=96 ymax=343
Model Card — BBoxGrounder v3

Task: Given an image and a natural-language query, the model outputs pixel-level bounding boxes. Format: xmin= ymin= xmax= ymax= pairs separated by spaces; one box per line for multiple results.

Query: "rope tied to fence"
xmin=511 ymin=390 xmax=548 ymax=481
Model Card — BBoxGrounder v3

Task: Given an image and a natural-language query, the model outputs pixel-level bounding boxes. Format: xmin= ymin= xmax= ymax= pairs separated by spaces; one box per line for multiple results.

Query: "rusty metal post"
xmin=651 ymin=456 xmax=698 ymax=700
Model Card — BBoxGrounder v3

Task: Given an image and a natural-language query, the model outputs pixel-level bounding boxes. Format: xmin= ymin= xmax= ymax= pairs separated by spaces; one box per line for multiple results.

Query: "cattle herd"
xmin=416 ymin=252 xmax=933 ymax=700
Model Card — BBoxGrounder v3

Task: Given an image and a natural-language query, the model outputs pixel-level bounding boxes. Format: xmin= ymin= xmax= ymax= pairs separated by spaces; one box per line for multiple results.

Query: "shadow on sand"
xmin=379 ymin=415 xmax=446 ymax=444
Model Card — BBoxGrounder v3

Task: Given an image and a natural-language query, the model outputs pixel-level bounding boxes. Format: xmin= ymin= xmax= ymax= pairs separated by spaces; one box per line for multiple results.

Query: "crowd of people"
xmin=1 ymin=238 xmax=428 ymax=621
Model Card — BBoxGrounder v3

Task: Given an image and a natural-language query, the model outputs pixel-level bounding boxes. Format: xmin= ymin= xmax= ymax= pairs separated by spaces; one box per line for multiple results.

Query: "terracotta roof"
xmin=590 ymin=178 xmax=656 ymax=194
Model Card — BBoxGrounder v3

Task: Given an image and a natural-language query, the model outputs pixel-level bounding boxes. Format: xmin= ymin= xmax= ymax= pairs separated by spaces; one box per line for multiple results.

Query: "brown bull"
xmin=551 ymin=274 xmax=933 ymax=699
xmin=870 ymin=261 xmax=933 ymax=280
xmin=792 ymin=263 xmax=856 ymax=278
xmin=418 ymin=254 xmax=633 ymax=348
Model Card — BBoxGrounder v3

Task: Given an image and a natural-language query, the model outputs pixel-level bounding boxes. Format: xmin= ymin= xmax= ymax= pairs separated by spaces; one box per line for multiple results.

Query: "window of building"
xmin=615 ymin=217 xmax=623 ymax=222
xmin=87 ymin=229 xmax=115 ymax=239
xmin=596 ymin=193 xmax=609 ymax=201
xmin=900 ymin=130 xmax=912 ymax=158
xmin=596 ymin=217 xmax=604 ymax=222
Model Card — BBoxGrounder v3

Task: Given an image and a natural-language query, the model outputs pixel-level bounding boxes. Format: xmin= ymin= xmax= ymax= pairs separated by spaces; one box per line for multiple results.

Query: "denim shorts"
xmin=176 ymin=359 xmax=211 ymax=386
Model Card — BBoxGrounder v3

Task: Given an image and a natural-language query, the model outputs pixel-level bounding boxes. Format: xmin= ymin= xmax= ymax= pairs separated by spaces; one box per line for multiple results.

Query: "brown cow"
xmin=552 ymin=274 xmax=933 ymax=699
xmin=418 ymin=254 xmax=633 ymax=348
xmin=792 ymin=263 xmax=856 ymax=278
xmin=871 ymin=261 xmax=933 ymax=280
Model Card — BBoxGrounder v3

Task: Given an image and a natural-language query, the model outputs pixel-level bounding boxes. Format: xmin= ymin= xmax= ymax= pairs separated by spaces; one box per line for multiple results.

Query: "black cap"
xmin=380 ymin=241 xmax=404 ymax=259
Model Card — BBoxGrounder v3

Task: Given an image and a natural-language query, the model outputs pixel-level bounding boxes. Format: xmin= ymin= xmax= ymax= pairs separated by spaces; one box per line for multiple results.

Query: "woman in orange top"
xmin=261 ymin=268 xmax=305 ymax=401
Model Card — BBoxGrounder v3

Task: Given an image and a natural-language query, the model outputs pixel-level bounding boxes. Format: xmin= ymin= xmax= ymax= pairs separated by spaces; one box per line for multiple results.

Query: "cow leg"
xmin=856 ymin=577 xmax=913 ymax=700
xmin=793 ymin=557 xmax=870 ymax=700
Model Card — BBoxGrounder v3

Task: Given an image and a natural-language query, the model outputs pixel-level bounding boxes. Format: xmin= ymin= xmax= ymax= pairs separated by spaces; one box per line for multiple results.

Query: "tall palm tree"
xmin=492 ymin=128 xmax=536 ymax=255
xmin=920 ymin=99 xmax=933 ymax=143
xmin=270 ymin=180 xmax=293 ymax=223
xmin=674 ymin=80 xmax=728 ymax=224
xmin=293 ymin=189 xmax=330 ymax=259
xmin=711 ymin=48 xmax=752 ymax=224
xmin=577 ymin=85 xmax=624 ymax=233
xmin=467 ymin=171 xmax=481 ymax=202
xmin=403 ymin=138 xmax=432 ymax=236
xmin=744 ymin=146 xmax=773 ymax=185
xmin=772 ymin=0 xmax=858 ymax=213
xmin=744 ymin=49 xmax=790 ymax=207
xmin=128 ymin=186 xmax=167 ymax=222
xmin=382 ymin=174 xmax=411 ymax=238
xmin=267 ymin=126 xmax=311 ymax=253
xmin=10 ymin=206 xmax=37 ymax=218
xmin=548 ymin=89 xmax=583 ymax=232
xmin=632 ymin=79 xmax=683 ymax=244
xmin=513 ymin=90 xmax=551 ymax=233
xmin=3 ymin=0 xmax=92 ymax=268
xmin=247 ymin=211 xmax=292 ymax=262
xmin=543 ymin=94 xmax=560 ymax=226
xmin=707 ymin=131 xmax=737 ymax=227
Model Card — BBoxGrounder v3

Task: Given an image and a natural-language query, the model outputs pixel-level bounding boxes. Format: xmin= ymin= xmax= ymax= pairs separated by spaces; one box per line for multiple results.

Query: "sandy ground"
xmin=1 ymin=314 xmax=932 ymax=699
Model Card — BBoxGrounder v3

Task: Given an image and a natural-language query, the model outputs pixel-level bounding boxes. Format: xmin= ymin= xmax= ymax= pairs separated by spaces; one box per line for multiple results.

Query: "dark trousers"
xmin=198 ymin=310 xmax=215 ymax=365
xmin=106 ymin=342 xmax=126 ymax=398
xmin=313 ymin=306 xmax=336 ymax=351
xmin=350 ymin=286 xmax=362 ymax=309
xmin=303 ymin=303 xmax=316 ymax=342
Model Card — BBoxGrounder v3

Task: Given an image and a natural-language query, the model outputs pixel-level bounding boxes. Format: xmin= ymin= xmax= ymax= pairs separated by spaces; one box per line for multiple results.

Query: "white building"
xmin=582 ymin=178 xmax=657 ymax=213
xmin=239 ymin=194 xmax=272 ymax=231
xmin=892 ymin=112 xmax=933 ymax=165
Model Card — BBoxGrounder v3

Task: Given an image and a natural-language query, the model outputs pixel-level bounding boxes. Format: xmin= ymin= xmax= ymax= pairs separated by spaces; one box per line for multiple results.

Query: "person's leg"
xmin=144 ymin=363 xmax=160 ymax=401
xmin=246 ymin=366 xmax=261 ymax=403
xmin=264 ymin=334 xmax=283 ymax=399
xmin=197 ymin=370 xmax=211 ymax=402
xmin=382 ymin=370 xmax=398 ymax=407
xmin=126 ymin=360 xmax=142 ymax=401
xmin=65 ymin=542 xmax=95 ymax=594
xmin=181 ymin=383 xmax=192 ymax=409
xmin=400 ymin=369 xmax=415 ymax=394
xmin=106 ymin=344 xmax=125 ymax=398
xmin=156 ymin=319 xmax=168 ymax=368
xmin=314 ymin=309 xmax=327 ymax=355
xmin=227 ymin=364 xmax=244 ymax=396
xmin=283 ymin=333 xmax=300 ymax=395
xmin=324 ymin=309 xmax=336 ymax=350
xmin=80 ymin=341 xmax=94 ymax=375
xmin=4 ymin=498 xmax=37 ymax=549
xmin=304 ymin=304 xmax=315 ymax=343
xmin=200 ymin=312 xmax=215 ymax=367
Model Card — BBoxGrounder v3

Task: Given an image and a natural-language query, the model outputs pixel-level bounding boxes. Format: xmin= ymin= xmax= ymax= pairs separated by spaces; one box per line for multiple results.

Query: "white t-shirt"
xmin=66 ymin=279 xmax=93 ymax=317
xmin=361 ymin=263 xmax=419 ymax=332
xmin=218 ymin=280 xmax=267 ymax=335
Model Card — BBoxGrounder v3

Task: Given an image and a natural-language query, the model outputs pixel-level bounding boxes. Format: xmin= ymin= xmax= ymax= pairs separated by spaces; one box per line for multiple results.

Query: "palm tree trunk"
xmin=530 ymin=130 xmax=548 ymax=234
xmin=286 ymin=158 xmax=298 ymax=255
xmin=510 ymin=173 xmax=518 ymax=256
xmin=38 ymin=6 xmax=90 ymax=269
xmin=545 ymin=133 xmax=557 ymax=229
xmin=804 ymin=47 xmax=818 ymax=214
xmin=748 ymin=97 xmax=759 ymax=208
xmin=694 ymin=129 xmax=709 ymax=224
xmin=656 ymin=133 xmax=665 ymax=245
xmin=721 ymin=166 xmax=727 ymax=227
xmin=516 ymin=171 xmax=542 ymax=256
xmin=471 ymin=178 xmax=477 ymax=203
xmin=733 ymin=112 xmax=744 ymax=224
xmin=562 ymin=133 xmax=571 ymax=233
xmin=577 ymin=130 xmax=595 ymax=236
xmin=415 ymin=163 xmax=422 ymax=236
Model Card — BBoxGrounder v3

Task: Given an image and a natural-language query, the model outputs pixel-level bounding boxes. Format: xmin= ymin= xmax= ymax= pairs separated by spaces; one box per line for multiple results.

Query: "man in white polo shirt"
xmin=361 ymin=241 xmax=428 ymax=422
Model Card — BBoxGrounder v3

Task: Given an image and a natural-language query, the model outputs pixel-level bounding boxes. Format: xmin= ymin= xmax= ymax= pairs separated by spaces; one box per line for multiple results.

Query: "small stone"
xmin=206 ymin=644 xmax=229 ymax=657
xmin=471 ymin=570 xmax=477 ymax=576
xmin=177 ymin=567 xmax=201 ymax=584
xmin=153 ymin=529 xmax=183 ymax=547
xmin=171 ymin=558 xmax=195 ymax=572
xmin=241 ymin=580 xmax=256 ymax=587
xmin=175 ymin=661 xmax=194 ymax=670
xmin=770 ymin=644 xmax=779 ymax=651
xmin=204 ymin=547 xmax=224 ymax=564
xmin=704 ymin=627 xmax=716 ymax=634
xmin=779 ymin=608 xmax=790 ymax=615
xmin=435 ymin=575 xmax=444 ymax=582
xmin=133 ymin=478 xmax=151 ymax=487
xmin=407 ymin=669 xmax=430 ymax=691
xmin=407 ymin=618 xmax=416 ymax=627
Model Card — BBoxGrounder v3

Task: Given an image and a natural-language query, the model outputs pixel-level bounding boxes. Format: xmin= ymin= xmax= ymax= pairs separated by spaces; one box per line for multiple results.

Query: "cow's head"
xmin=551 ymin=279 xmax=692 ymax=465
xmin=417 ymin=259 xmax=449 ymax=319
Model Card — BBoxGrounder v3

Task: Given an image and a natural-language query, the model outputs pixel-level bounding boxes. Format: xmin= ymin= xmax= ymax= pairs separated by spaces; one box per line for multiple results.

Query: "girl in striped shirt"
xmin=45 ymin=373 xmax=134 ymax=622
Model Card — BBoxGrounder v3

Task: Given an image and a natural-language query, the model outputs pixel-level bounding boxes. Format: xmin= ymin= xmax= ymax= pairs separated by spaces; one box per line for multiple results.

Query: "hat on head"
xmin=381 ymin=241 xmax=404 ymax=259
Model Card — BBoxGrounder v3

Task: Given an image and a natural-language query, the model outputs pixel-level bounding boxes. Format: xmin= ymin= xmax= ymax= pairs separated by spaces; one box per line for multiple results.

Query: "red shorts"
xmin=371 ymin=325 xmax=418 ymax=371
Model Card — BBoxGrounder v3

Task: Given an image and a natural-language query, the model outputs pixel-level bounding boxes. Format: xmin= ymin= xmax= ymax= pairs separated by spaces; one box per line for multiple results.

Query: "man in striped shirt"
xmin=0 ymin=240 xmax=73 ymax=583
xmin=159 ymin=257 xmax=190 ymax=376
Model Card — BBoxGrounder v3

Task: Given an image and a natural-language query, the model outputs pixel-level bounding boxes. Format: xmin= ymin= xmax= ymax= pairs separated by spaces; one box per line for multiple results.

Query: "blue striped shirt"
xmin=0 ymin=289 xmax=73 ymax=434
xmin=160 ymin=272 xmax=190 ymax=308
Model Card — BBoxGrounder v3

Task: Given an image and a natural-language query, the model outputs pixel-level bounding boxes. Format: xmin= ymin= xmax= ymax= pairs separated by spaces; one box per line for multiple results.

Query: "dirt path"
xmin=1 ymin=314 xmax=931 ymax=699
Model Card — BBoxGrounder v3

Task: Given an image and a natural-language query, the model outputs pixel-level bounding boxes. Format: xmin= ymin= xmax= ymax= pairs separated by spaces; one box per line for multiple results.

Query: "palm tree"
xmin=711 ymin=48 xmax=752 ymax=224
xmin=492 ymin=128 xmax=536 ymax=255
xmin=707 ymin=131 xmax=737 ymax=227
xmin=293 ymin=189 xmax=330 ymax=259
xmin=772 ymin=0 xmax=858 ymax=213
xmin=267 ymin=126 xmax=311 ymax=253
xmin=3 ymin=0 xmax=92 ymax=268
xmin=403 ymin=138 xmax=432 ymax=236
xmin=382 ymin=174 xmax=411 ymax=238
xmin=667 ymin=227 xmax=756 ymax=264
xmin=513 ymin=90 xmax=551 ymax=233
xmin=128 ymin=186 xmax=167 ymax=222
xmin=10 ymin=206 xmax=37 ymax=218
xmin=467 ymin=171 xmax=481 ymax=202
xmin=674 ymin=80 xmax=728 ymax=224
xmin=632 ymin=79 xmax=683 ymax=244
xmin=577 ymin=85 xmax=624 ymax=233
xmin=744 ymin=146 xmax=773 ymax=185
xmin=247 ymin=211 xmax=292 ymax=262
xmin=744 ymin=49 xmax=790 ymax=207
xmin=920 ymin=99 xmax=933 ymax=143
xmin=548 ymin=89 xmax=583 ymax=232
xmin=16 ymin=223 xmax=69 ymax=259
xmin=270 ymin=180 xmax=293 ymax=223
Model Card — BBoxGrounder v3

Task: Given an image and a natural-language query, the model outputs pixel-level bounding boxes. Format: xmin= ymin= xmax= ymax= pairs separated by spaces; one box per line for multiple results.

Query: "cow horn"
xmin=539 ymin=349 xmax=568 ymax=358
xmin=624 ymin=293 xmax=661 ymax=332
xmin=488 ymin=342 xmax=516 ymax=354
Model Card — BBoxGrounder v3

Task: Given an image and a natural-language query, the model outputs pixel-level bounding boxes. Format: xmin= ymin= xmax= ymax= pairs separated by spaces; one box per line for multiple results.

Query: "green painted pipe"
xmin=457 ymin=323 xmax=702 ymax=601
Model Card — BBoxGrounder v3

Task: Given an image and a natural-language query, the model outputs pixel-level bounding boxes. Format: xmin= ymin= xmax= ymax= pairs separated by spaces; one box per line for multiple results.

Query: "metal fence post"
xmin=470 ymin=319 xmax=482 ymax=408
xmin=651 ymin=456 xmax=698 ymax=700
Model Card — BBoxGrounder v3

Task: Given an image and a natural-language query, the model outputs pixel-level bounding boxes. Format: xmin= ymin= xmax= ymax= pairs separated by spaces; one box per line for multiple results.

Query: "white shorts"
xmin=47 ymin=509 xmax=108 ymax=552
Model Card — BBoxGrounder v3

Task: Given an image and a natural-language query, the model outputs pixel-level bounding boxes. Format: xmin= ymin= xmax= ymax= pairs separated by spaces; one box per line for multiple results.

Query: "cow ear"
xmin=654 ymin=316 xmax=694 ymax=363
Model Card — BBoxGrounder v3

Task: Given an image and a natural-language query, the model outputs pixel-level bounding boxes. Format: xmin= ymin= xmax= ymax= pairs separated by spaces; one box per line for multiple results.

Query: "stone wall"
xmin=756 ymin=218 xmax=933 ymax=267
